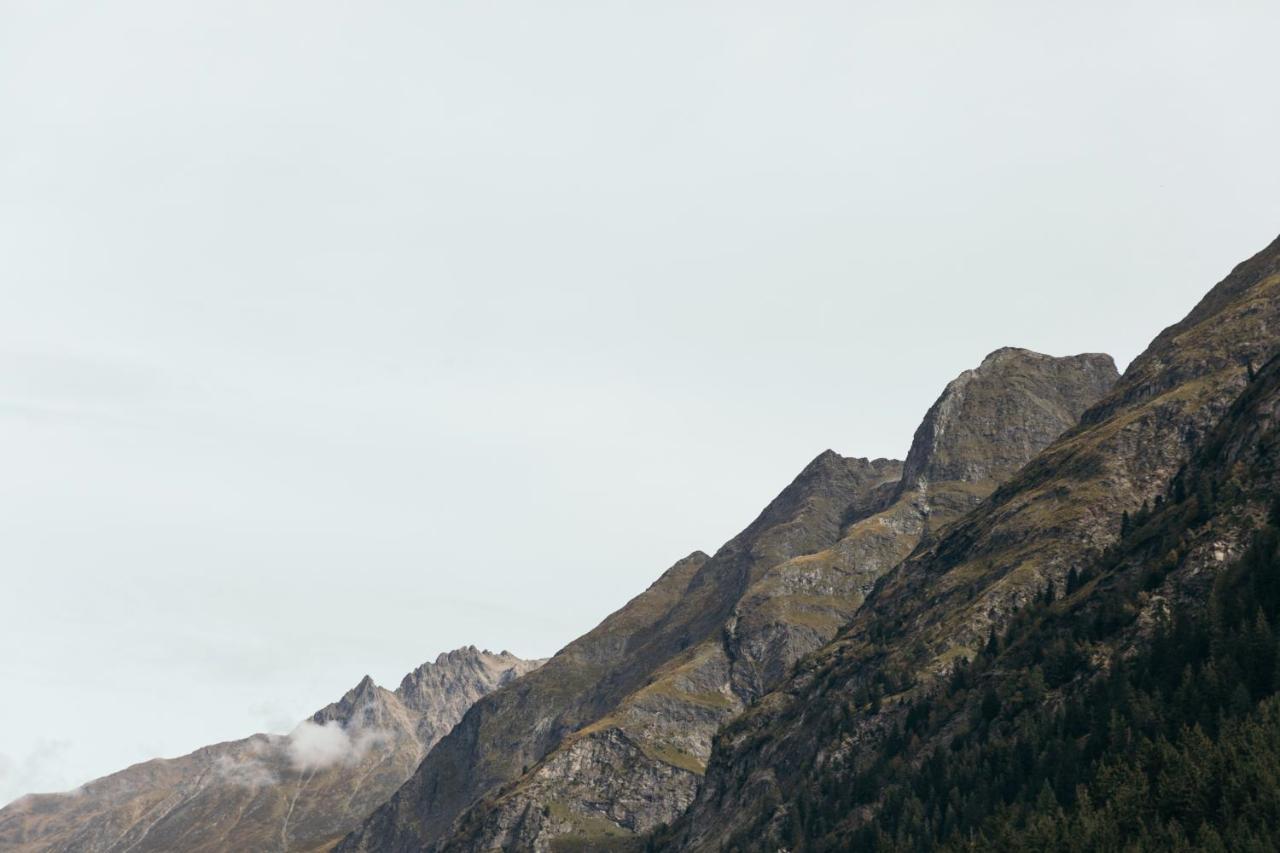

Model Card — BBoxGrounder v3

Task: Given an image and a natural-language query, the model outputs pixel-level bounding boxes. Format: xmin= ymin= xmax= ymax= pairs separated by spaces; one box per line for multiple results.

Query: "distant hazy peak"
xmin=0 ymin=647 xmax=546 ymax=853
xmin=394 ymin=646 xmax=544 ymax=713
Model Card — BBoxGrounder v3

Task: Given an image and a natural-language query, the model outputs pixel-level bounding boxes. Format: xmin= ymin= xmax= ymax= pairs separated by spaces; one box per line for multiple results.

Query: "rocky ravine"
xmin=0 ymin=648 xmax=541 ymax=853
xmin=338 ymin=349 xmax=1116 ymax=852
xmin=669 ymin=235 xmax=1280 ymax=850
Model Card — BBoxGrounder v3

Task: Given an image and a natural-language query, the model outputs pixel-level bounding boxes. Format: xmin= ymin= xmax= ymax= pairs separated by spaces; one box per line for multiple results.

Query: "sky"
xmin=2 ymin=0 xmax=1279 ymax=806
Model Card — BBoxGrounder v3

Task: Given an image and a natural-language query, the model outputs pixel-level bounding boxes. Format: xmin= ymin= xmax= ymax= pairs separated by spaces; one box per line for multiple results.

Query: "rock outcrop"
xmin=339 ymin=349 xmax=1117 ymax=852
xmin=0 ymin=648 xmax=541 ymax=853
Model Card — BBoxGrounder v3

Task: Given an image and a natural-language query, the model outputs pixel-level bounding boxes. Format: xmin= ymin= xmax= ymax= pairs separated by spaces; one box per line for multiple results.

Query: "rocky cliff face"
xmin=670 ymin=234 xmax=1280 ymax=850
xmin=0 ymin=648 xmax=541 ymax=853
xmin=722 ymin=349 xmax=1116 ymax=704
xmin=339 ymin=349 xmax=1117 ymax=853
xmin=894 ymin=347 xmax=1118 ymax=519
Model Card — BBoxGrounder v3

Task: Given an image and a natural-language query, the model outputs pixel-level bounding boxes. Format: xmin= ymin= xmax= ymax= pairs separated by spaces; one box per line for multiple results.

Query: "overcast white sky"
xmin=2 ymin=0 xmax=1279 ymax=805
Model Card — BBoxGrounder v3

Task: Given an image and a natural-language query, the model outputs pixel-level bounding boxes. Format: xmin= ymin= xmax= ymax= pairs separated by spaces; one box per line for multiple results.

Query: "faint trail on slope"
xmin=280 ymin=767 xmax=316 ymax=852
xmin=112 ymin=766 xmax=211 ymax=853
xmin=341 ymin=746 xmax=395 ymax=822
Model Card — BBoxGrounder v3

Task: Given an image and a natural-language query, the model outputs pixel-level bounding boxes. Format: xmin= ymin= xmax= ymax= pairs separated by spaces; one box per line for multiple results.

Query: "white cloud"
xmin=285 ymin=721 xmax=387 ymax=771
xmin=212 ymin=719 xmax=393 ymax=785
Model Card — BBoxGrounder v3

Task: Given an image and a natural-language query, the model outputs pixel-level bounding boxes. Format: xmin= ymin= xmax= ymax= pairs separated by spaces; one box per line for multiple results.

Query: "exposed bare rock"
xmin=725 ymin=348 xmax=1116 ymax=701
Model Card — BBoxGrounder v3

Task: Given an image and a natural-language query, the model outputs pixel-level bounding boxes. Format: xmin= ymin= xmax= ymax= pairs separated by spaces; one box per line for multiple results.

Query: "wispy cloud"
xmin=0 ymin=739 xmax=75 ymax=807
xmin=209 ymin=717 xmax=391 ymax=789
xmin=211 ymin=737 xmax=281 ymax=788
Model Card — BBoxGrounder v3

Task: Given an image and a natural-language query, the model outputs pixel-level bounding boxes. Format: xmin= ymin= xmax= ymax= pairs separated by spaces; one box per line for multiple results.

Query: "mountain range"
xmin=2 ymin=232 xmax=1278 ymax=852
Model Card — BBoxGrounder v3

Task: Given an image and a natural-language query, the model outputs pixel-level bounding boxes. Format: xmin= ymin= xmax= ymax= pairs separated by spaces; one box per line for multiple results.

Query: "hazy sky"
xmin=2 ymin=0 xmax=1279 ymax=805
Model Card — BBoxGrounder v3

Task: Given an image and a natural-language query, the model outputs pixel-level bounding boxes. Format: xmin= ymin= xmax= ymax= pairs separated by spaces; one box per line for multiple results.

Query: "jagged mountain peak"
xmin=309 ymin=649 xmax=545 ymax=734
xmin=310 ymin=673 xmax=396 ymax=730
xmin=395 ymin=648 xmax=544 ymax=719
xmin=799 ymin=448 xmax=899 ymax=473
xmin=722 ymin=450 xmax=902 ymax=548
xmin=430 ymin=644 xmax=515 ymax=662
xmin=684 ymin=450 xmax=905 ymax=599
xmin=978 ymin=344 xmax=1106 ymax=366
xmin=897 ymin=347 xmax=1118 ymax=496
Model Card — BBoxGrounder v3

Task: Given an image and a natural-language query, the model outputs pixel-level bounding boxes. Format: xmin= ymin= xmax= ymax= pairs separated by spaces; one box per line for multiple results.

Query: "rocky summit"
xmin=337 ymin=347 xmax=1117 ymax=853
xmin=0 ymin=648 xmax=541 ymax=853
